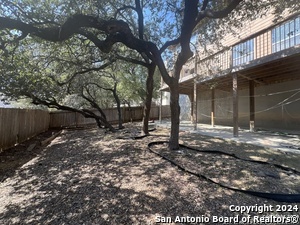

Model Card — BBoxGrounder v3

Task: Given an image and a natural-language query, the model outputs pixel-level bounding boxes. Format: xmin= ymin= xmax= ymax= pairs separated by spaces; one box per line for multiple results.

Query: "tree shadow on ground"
xmin=0 ymin=128 xmax=298 ymax=224
xmin=182 ymin=132 xmax=300 ymax=171
xmin=0 ymin=129 xmax=58 ymax=182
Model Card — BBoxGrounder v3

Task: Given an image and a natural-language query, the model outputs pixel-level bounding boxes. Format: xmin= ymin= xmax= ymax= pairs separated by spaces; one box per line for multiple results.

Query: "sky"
xmin=0 ymin=101 xmax=11 ymax=108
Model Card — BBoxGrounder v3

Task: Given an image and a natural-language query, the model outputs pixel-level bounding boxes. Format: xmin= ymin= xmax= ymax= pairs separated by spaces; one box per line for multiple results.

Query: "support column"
xmin=189 ymin=94 xmax=194 ymax=122
xmin=193 ymin=79 xmax=197 ymax=130
xmin=249 ymin=80 xmax=255 ymax=132
xmin=159 ymin=91 xmax=163 ymax=123
xmin=232 ymin=73 xmax=239 ymax=137
xmin=211 ymin=88 xmax=215 ymax=127
xmin=193 ymin=49 xmax=198 ymax=131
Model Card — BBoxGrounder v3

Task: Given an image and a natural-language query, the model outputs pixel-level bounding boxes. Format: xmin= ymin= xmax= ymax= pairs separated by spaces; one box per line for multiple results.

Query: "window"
xmin=272 ymin=16 xmax=300 ymax=53
xmin=232 ymin=39 xmax=254 ymax=66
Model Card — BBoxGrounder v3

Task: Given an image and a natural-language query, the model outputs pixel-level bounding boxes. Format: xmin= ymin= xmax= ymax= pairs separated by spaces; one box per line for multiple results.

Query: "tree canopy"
xmin=0 ymin=31 xmax=161 ymax=130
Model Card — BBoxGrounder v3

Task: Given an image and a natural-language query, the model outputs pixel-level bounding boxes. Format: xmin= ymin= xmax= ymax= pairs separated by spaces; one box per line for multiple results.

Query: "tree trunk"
xmin=82 ymin=109 xmax=115 ymax=132
xmin=113 ymin=87 xmax=124 ymax=129
xmin=95 ymin=118 xmax=103 ymax=129
xmin=101 ymin=117 xmax=116 ymax=132
xmin=126 ymin=101 xmax=133 ymax=123
xmin=142 ymin=64 xmax=155 ymax=135
xmin=168 ymin=80 xmax=180 ymax=150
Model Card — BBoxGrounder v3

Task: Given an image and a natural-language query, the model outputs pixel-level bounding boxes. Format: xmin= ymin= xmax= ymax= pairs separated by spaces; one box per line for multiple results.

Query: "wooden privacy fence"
xmin=49 ymin=105 xmax=171 ymax=128
xmin=0 ymin=105 xmax=171 ymax=150
xmin=0 ymin=108 xmax=50 ymax=151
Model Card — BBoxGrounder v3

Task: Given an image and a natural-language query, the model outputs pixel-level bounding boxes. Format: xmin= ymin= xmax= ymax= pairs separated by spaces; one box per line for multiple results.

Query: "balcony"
xmin=161 ymin=14 xmax=300 ymax=94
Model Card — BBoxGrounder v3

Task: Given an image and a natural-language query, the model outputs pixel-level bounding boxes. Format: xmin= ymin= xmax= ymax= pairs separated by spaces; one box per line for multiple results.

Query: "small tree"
xmin=0 ymin=36 xmax=118 ymax=131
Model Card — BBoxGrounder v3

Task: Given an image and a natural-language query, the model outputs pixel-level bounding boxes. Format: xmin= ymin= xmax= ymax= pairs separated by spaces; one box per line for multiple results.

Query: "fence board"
xmin=49 ymin=105 xmax=171 ymax=128
xmin=0 ymin=108 xmax=50 ymax=151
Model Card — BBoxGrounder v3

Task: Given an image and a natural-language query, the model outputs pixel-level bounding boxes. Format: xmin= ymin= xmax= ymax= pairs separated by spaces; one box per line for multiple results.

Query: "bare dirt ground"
xmin=0 ymin=123 xmax=299 ymax=225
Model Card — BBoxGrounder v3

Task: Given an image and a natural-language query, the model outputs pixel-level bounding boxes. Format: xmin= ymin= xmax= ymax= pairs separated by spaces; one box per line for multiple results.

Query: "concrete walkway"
xmin=156 ymin=120 xmax=300 ymax=154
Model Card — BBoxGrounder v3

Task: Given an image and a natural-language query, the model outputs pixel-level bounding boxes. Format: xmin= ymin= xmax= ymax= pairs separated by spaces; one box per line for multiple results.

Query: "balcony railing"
xmin=177 ymin=14 xmax=300 ymax=83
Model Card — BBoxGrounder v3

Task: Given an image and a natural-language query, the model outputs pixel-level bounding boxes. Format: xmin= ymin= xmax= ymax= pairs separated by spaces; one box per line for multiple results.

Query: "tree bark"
xmin=126 ymin=101 xmax=133 ymax=123
xmin=116 ymin=102 xmax=123 ymax=129
xmin=30 ymin=95 xmax=116 ymax=132
xmin=142 ymin=63 xmax=155 ymax=135
xmin=113 ymin=86 xmax=124 ymax=129
xmin=168 ymin=79 xmax=180 ymax=150
xmin=81 ymin=109 xmax=116 ymax=132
